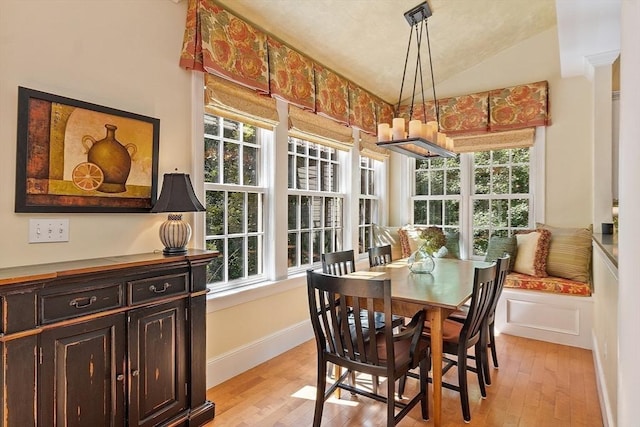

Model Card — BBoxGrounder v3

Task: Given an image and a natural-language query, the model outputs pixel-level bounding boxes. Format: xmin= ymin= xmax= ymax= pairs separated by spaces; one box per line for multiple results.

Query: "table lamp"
xmin=150 ymin=172 xmax=205 ymax=255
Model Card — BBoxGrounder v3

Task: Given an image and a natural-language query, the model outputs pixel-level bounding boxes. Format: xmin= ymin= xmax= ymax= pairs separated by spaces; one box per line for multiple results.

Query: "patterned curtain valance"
xmin=315 ymin=64 xmax=349 ymax=125
xmin=451 ymin=128 xmax=535 ymax=153
xmin=288 ymin=105 xmax=353 ymax=150
xmin=180 ymin=0 xmax=269 ymax=92
xmin=489 ymin=81 xmax=550 ymax=131
xmin=348 ymin=83 xmax=377 ymax=135
xmin=438 ymin=93 xmax=489 ymax=135
xmin=204 ymin=74 xmax=278 ymax=128
xmin=268 ymin=37 xmax=316 ymax=111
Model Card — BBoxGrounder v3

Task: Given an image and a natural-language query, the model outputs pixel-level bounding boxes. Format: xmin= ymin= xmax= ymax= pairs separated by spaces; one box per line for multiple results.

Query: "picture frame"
xmin=15 ymin=87 xmax=160 ymax=213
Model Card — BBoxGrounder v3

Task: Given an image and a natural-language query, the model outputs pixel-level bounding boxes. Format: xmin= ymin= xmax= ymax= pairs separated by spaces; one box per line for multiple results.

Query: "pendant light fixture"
xmin=376 ymin=1 xmax=455 ymax=159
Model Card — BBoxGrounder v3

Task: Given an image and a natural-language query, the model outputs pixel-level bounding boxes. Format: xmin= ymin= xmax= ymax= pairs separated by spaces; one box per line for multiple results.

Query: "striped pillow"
xmin=537 ymin=223 xmax=592 ymax=283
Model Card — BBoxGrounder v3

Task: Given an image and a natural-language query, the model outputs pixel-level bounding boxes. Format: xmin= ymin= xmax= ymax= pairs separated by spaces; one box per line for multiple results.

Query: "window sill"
xmin=206 ymin=271 xmax=307 ymax=313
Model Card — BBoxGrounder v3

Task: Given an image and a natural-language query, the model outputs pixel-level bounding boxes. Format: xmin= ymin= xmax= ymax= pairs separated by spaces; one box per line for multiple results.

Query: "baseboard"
xmin=495 ymin=289 xmax=594 ymax=349
xmin=591 ymin=330 xmax=615 ymax=427
xmin=206 ymin=319 xmax=314 ymax=389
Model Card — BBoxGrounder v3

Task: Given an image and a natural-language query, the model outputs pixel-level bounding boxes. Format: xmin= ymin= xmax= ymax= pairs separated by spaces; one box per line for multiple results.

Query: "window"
xmin=412 ymin=147 xmax=534 ymax=259
xmin=359 ymin=156 xmax=380 ymax=253
xmin=471 ymin=148 xmax=531 ymax=255
xmin=287 ymin=137 xmax=343 ymax=270
xmin=413 ymin=156 xmax=462 ymax=235
xmin=203 ymin=114 xmax=267 ymax=291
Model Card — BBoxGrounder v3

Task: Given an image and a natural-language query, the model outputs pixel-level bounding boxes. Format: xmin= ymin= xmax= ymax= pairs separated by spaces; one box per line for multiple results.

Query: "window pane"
xmin=301 ymin=232 xmax=310 ymax=265
xmin=247 ymin=192 xmax=259 ymax=233
xmin=308 ymin=158 xmax=318 ymax=190
xmin=429 ymin=200 xmax=443 ymax=225
xmin=301 ymin=196 xmax=311 ymax=229
xmin=204 ymin=116 xmax=220 ymax=137
xmin=228 ymin=237 xmax=244 ymax=280
xmin=296 ymin=156 xmax=306 ymax=189
xmin=512 ymin=165 xmax=529 ymax=193
xmin=288 ymin=154 xmax=295 ymax=188
xmin=493 ymin=166 xmax=509 ymax=194
xmin=244 ymin=146 xmax=258 ymax=185
xmin=288 ymin=195 xmax=298 ymax=229
xmin=227 ymin=192 xmax=244 ymax=234
xmin=446 ymin=169 xmax=460 ymax=195
xmin=223 ymin=142 xmax=240 ymax=184
xmin=444 ymin=200 xmax=460 ymax=226
xmin=430 ymin=170 xmax=444 ymax=195
xmin=206 ymin=239 xmax=224 ymax=282
xmin=414 ymin=200 xmax=428 ymax=224
xmin=416 ymin=170 xmax=428 ymax=195
xmin=204 ymin=137 xmax=219 ymax=183
xmin=473 ymin=199 xmax=490 ymax=228
xmin=223 ymin=119 xmax=240 ymax=140
xmin=475 ymin=151 xmax=490 ymax=165
xmin=205 ymin=191 xmax=224 ymax=235
xmin=288 ymin=233 xmax=297 ymax=267
xmin=312 ymin=230 xmax=321 ymax=263
xmin=248 ymin=235 xmax=258 ymax=276
xmin=473 ymin=228 xmax=489 ymax=256
xmin=242 ymin=124 xmax=256 ymax=143
xmin=491 ymin=199 xmax=509 ymax=228
xmin=511 ymin=198 xmax=530 ymax=227
xmin=475 ymin=167 xmax=490 ymax=194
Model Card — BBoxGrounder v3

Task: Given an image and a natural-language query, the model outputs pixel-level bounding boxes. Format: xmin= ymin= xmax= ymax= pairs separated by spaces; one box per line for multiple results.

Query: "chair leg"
xmin=481 ymin=327 xmax=492 ymax=386
xmin=313 ymin=359 xmax=327 ymax=427
xmin=398 ymin=374 xmax=406 ymax=398
xmin=457 ymin=351 xmax=472 ymax=422
xmin=420 ymin=354 xmax=429 ymax=420
xmin=489 ymin=321 xmax=499 ymax=368
xmin=474 ymin=343 xmax=487 ymax=398
xmin=387 ymin=372 xmax=395 ymax=427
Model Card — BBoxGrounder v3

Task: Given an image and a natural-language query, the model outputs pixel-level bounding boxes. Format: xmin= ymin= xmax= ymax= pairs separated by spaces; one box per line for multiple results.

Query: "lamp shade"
xmin=151 ymin=173 xmax=205 ymax=213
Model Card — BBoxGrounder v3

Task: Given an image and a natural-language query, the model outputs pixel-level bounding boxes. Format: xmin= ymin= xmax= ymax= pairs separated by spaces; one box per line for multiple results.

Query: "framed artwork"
xmin=15 ymin=87 xmax=160 ymax=213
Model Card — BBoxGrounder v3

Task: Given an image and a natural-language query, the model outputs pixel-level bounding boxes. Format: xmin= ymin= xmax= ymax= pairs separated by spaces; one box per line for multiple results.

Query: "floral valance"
xmin=180 ymin=0 xmax=269 ymax=92
xmin=315 ymin=64 xmax=349 ymax=125
xmin=181 ymin=1 xmax=551 ymax=145
xmin=489 ymin=81 xmax=550 ymax=131
xmin=348 ymin=83 xmax=377 ymax=135
xmin=268 ymin=37 xmax=316 ymax=110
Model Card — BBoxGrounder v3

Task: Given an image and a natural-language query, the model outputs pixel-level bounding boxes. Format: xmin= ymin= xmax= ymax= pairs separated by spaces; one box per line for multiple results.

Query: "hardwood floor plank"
xmin=205 ymin=334 xmax=603 ymax=426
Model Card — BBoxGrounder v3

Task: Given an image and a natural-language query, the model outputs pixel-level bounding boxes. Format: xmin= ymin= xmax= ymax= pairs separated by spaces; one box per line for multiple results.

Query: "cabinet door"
xmin=128 ymin=299 xmax=187 ymax=427
xmin=40 ymin=313 xmax=126 ymax=427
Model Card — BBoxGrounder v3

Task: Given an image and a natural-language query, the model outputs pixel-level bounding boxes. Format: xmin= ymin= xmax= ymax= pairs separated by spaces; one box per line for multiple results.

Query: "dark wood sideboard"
xmin=0 ymin=250 xmax=218 ymax=427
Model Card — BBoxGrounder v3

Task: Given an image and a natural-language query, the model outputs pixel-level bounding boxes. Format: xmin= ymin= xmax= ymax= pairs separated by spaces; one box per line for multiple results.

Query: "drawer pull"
xmin=116 ymin=374 xmax=125 ymax=382
xmin=149 ymin=282 xmax=171 ymax=294
xmin=131 ymin=369 xmax=140 ymax=377
xmin=69 ymin=296 xmax=97 ymax=309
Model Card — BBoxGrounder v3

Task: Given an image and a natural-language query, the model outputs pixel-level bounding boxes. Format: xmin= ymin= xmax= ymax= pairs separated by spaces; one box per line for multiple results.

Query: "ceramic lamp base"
xmin=159 ymin=213 xmax=192 ymax=255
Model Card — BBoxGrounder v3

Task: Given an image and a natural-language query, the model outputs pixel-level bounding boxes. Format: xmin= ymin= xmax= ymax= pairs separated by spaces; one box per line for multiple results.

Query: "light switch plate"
xmin=29 ymin=219 xmax=69 ymax=243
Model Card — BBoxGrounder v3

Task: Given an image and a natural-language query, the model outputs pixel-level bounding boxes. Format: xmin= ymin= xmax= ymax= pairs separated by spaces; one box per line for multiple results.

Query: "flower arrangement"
xmin=419 ymin=226 xmax=446 ymax=255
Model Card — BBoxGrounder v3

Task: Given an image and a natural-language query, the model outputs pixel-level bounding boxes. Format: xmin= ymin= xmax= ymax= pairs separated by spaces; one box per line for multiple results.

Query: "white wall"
xmin=0 ymin=0 xmax=193 ymax=267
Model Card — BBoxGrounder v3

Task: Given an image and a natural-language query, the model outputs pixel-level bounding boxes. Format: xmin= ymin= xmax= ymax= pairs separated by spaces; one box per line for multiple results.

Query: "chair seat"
xmin=423 ymin=319 xmax=464 ymax=343
xmin=373 ymin=331 xmax=429 ymax=370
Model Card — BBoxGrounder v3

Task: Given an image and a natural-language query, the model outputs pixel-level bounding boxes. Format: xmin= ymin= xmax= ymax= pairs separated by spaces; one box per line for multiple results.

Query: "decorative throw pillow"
xmin=372 ymin=224 xmax=403 ymax=261
xmin=513 ymin=229 xmax=551 ymax=277
xmin=442 ymin=231 xmax=460 ymax=259
xmin=485 ymin=236 xmax=517 ymax=271
xmin=536 ymin=223 xmax=593 ymax=283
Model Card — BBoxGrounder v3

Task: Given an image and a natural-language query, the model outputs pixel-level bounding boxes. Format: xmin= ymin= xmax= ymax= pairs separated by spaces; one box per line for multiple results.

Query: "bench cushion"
xmin=504 ymin=272 xmax=591 ymax=296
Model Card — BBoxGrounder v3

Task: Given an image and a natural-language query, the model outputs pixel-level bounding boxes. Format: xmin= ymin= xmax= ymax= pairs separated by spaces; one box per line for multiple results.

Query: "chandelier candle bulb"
xmin=409 ymin=120 xmax=423 ymax=138
xmin=392 ymin=117 xmax=406 ymax=140
xmin=377 ymin=123 xmax=391 ymax=142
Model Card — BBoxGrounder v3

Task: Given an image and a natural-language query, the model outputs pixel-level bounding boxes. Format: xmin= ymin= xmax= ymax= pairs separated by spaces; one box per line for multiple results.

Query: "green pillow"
xmin=443 ymin=231 xmax=460 ymax=259
xmin=485 ymin=236 xmax=517 ymax=271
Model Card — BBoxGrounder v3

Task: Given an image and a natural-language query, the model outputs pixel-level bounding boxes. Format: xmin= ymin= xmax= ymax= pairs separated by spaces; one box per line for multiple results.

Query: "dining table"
xmin=348 ymin=257 xmax=491 ymax=427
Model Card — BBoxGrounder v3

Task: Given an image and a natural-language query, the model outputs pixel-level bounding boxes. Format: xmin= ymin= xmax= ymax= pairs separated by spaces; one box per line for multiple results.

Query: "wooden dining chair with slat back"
xmin=321 ymin=249 xmax=356 ymax=275
xmin=368 ymin=244 xmax=393 ymax=268
xmin=399 ymin=262 xmax=498 ymax=423
xmin=306 ymin=270 xmax=429 ymax=427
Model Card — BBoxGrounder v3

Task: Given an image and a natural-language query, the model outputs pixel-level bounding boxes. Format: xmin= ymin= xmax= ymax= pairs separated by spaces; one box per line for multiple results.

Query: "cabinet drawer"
xmin=128 ymin=273 xmax=188 ymax=305
xmin=40 ymin=283 xmax=123 ymax=324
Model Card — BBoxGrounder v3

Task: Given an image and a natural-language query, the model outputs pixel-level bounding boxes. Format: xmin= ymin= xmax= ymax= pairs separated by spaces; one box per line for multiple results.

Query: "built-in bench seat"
xmin=504 ymin=272 xmax=592 ymax=296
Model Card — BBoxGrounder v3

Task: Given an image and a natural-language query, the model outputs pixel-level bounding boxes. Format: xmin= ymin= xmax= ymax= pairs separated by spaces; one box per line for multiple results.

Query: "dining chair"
xmin=448 ymin=255 xmax=510 ymax=385
xmin=321 ymin=249 xmax=356 ymax=275
xmin=399 ymin=262 xmax=497 ymax=422
xmin=368 ymin=244 xmax=393 ymax=267
xmin=306 ymin=270 xmax=429 ymax=427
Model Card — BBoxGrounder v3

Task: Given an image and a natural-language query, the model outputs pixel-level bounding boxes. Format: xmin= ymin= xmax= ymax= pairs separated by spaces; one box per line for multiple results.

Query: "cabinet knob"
xmin=116 ymin=374 xmax=125 ymax=382
xmin=149 ymin=282 xmax=171 ymax=293
xmin=131 ymin=369 xmax=140 ymax=377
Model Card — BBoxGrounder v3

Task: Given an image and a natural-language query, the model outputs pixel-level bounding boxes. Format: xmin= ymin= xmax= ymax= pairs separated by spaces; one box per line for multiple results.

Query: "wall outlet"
xmin=29 ymin=219 xmax=69 ymax=243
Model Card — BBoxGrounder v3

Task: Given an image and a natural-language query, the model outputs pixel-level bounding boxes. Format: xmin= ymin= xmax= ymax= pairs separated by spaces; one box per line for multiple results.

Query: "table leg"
xmin=429 ymin=307 xmax=444 ymax=427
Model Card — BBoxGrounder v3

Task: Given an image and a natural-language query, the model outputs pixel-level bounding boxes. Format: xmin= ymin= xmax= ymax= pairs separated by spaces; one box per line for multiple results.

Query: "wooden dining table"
xmin=348 ymin=257 xmax=490 ymax=427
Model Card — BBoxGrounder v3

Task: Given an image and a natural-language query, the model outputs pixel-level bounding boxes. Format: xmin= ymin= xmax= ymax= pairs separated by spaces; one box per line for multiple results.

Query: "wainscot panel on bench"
xmin=0 ymin=250 xmax=218 ymax=427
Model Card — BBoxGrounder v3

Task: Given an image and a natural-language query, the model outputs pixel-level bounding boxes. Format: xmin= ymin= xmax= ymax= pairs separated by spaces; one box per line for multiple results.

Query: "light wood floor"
xmin=204 ymin=333 xmax=603 ymax=427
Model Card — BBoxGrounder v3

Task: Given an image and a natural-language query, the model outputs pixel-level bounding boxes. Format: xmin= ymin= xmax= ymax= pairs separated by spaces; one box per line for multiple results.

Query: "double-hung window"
xmin=203 ymin=114 xmax=268 ymax=291
xmin=358 ymin=155 xmax=381 ymax=253
xmin=412 ymin=144 xmax=536 ymax=259
xmin=287 ymin=137 xmax=344 ymax=271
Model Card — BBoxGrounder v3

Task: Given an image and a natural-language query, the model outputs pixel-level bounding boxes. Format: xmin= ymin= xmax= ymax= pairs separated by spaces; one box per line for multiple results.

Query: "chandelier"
xmin=376 ymin=2 xmax=455 ymax=159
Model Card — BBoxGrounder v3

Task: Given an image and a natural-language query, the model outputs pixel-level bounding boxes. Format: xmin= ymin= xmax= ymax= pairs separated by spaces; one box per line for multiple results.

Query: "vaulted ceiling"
xmin=215 ymin=0 xmax=558 ymax=104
